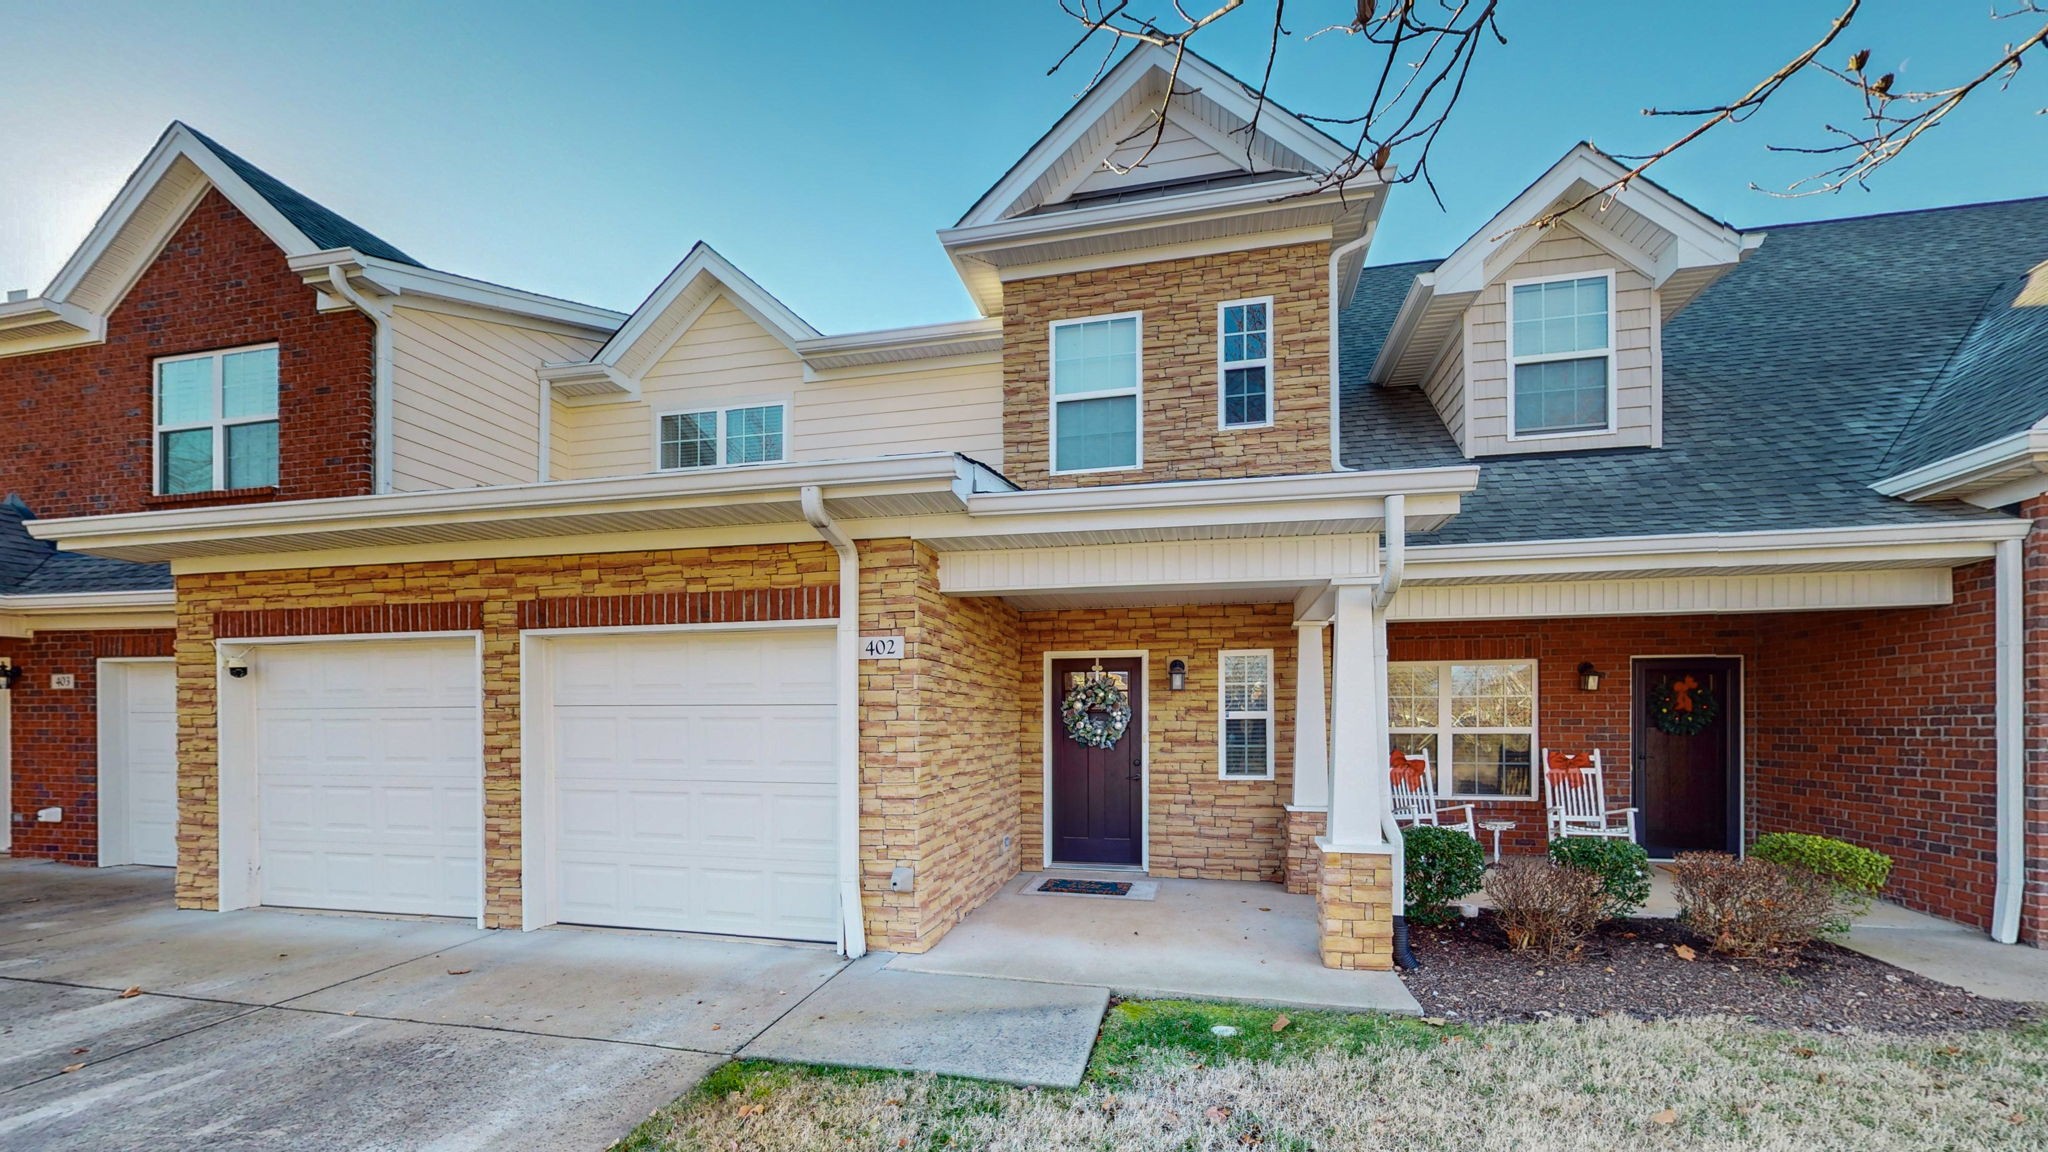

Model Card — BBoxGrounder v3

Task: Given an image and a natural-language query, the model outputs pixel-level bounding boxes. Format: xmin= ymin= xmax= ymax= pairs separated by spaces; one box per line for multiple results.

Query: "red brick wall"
xmin=3 ymin=630 xmax=175 ymax=862
xmin=2020 ymin=496 xmax=2048 ymax=944
xmin=0 ymin=189 xmax=374 ymax=518
xmin=1749 ymin=562 xmax=1998 ymax=929
xmin=1387 ymin=616 xmax=1761 ymax=859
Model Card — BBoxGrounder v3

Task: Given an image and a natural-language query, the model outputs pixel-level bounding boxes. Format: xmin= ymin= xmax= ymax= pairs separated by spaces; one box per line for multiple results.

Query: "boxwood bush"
xmin=1750 ymin=832 xmax=1892 ymax=931
xmin=1402 ymin=824 xmax=1486 ymax=927
xmin=1547 ymin=836 xmax=1652 ymax=920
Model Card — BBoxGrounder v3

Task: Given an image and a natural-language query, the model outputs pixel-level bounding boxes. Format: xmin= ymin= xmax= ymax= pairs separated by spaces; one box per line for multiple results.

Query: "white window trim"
xmin=1218 ymin=648 xmax=1276 ymax=781
xmin=1216 ymin=295 xmax=1275 ymax=431
xmin=1389 ymin=658 xmax=1540 ymax=801
xmin=1048 ymin=310 xmax=1144 ymax=476
xmin=152 ymin=343 xmax=280 ymax=495
xmin=652 ymin=400 xmax=791 ymax=470
xmin=1504 ymin=269 xmax=1618 ymax=443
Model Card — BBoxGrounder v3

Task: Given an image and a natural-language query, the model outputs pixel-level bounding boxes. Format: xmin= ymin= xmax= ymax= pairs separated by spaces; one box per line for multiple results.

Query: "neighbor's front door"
xmin=1049 ymin=657 xmax=1144 ymax=866
xmin=1632 ymin=658 xmax=1741 ymax=858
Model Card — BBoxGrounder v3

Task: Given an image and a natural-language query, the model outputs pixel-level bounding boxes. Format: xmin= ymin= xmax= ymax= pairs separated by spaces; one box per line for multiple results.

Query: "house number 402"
xmin=859 ymin=635 xmax=904 ymax=660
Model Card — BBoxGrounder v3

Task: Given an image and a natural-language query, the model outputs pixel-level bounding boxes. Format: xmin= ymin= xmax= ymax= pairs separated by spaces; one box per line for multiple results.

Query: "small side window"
xmin=1218 ymin=298 xmax=1272 ymax=429
xmin=1219 ymin=649 xmax=1275 ymax=780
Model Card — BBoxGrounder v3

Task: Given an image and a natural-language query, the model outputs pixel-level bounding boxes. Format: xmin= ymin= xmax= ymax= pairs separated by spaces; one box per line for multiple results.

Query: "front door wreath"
xmin=1649 ymin=673 xmax=1719 ymax=736
xmin=1060 ymin=668 xmax=1132 ymax=749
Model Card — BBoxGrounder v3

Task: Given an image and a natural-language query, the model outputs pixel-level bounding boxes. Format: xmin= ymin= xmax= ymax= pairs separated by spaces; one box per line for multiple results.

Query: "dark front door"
xmin=1049 ymin=657 xmax=1144 ymax=866
xmin=1633 ymin=658 xmax=1741 ymax=858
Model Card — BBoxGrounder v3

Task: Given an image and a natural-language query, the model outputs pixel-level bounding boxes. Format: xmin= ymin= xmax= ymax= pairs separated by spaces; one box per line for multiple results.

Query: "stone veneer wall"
xmin=1000 ymin=243 xmax=1331 ymax=488
xmin=1016 ymin=603 xmax=1297 ymax=880
xmin=1316 ymin=849 xmax=1394 ymax=970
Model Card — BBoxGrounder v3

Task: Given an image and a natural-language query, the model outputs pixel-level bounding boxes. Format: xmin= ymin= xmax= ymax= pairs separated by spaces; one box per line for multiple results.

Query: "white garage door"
xmin=110 ymin=662 xmax=178 ymax=867
xmin=253 ymin=638 xmax=480 ymax=918
xmin=548 ymin=628 xmax=838 ymax=941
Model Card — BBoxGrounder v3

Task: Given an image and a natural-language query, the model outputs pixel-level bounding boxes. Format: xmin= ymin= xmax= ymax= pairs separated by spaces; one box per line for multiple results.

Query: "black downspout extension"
xmin=1392 ymin=915 xmax=1419 ymax=969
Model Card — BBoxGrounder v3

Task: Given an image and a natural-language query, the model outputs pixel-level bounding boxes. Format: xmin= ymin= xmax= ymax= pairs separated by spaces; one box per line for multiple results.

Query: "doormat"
xmin=1024 ymin=876 xmax=1159 ymax=901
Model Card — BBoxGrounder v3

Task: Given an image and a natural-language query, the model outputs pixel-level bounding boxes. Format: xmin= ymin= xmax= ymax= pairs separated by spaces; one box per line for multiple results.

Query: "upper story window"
xmin=1050 ymin=312 xmax=1140 ymax=474
xmin=657 ymin=402 xmax=786 ymax=470
xmin=1217 ymin=298 xmax=1273 ymax=429
xmin=1389 ymin=660 xmax=1537 ymax=800
xmin=1219 ymin=649 xmax=1275 ymax=780
xmin=154 ymin=345 xmax=279 ymax=495
xmin=1509 ymin=273 xmax=1613 ymax=438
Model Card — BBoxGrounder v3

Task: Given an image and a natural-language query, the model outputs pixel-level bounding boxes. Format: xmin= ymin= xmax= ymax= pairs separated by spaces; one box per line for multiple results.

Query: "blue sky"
xmin=0 ymin=2 xmax=2039 ymax=332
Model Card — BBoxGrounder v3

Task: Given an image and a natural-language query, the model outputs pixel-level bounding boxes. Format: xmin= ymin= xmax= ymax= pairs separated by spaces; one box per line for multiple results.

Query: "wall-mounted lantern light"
xmin=0 ymin=662 xmax=21 ymax=690
xmin=1577 ymin=662 xmax=1604 ymax=692
xmin=1168 ymin=659 xmax=1188 ymax=691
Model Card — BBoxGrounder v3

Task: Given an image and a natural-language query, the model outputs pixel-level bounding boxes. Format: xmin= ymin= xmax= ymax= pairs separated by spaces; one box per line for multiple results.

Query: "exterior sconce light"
xmin=1168 ymin=659 xmax=1188 ymax=691
xmin=1577 ymin=662 xmax=1603 ymax=692
xmin=0 ymin=662 xmax=20 ymax=690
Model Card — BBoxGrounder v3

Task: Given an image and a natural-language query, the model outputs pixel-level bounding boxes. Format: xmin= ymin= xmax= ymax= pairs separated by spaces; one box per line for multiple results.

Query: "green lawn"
xmin=615 ymin=1001 xmax=2047 ymax=1151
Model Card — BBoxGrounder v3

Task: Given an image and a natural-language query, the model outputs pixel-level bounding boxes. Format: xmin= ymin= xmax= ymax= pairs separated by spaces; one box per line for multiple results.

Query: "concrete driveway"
xmin=0 ymin=859 xmax=846 ymax=1151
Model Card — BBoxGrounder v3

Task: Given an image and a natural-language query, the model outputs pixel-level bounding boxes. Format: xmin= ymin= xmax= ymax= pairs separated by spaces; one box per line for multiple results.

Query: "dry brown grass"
xmin=621 ymin=1007 xmax=2048 ymax=1152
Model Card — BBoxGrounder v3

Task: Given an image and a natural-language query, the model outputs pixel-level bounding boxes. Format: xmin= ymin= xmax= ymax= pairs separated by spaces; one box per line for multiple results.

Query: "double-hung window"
xmin=1509 ymin=273 xmax=1613 ymax=437
xmin=1050 ymin=313 xmax=1140 ymax=474
xmin=1219 ymin=649 xmax=1275 ymax=780
xmin=657 ymin=403 xmax=786 ymax=470
xmin=1388 ymin=660 xmax=1537 ymax=799
xmin=154 ymin=345 xmax=279 ymax=495
xmin=1218 ymin=297 xmax=1272 ymax=428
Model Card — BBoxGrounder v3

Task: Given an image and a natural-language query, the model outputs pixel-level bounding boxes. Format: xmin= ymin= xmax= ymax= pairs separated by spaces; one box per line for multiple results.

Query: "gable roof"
xmin=1341 ymin=196 xmax=2048 ymax=545
xmin=180 ymin=126 xmax=417 ymax=265
xmin=1880 ymin=261 xmax=2048 ymax=478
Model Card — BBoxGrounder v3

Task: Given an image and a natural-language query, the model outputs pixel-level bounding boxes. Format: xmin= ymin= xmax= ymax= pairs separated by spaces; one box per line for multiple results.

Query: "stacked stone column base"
xmin=1283 ymin=808 xmax=1327 ymax=895
xmin=1315 ymin=842 xmax=1395 ymax=970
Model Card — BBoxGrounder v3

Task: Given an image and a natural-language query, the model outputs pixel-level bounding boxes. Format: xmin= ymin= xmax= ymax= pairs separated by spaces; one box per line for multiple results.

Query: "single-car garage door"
xmin=547 ymin=628 xmax=837 ymax=941
xmin=253 ymin=638 xmax=480 ymax=918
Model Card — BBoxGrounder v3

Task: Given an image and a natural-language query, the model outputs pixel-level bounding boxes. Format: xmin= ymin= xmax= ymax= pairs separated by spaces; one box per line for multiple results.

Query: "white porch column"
xmin=1326 ymin=583 xmax=1389 ymax=848
xmin=1291 ymin=620 xmax=1329 ymax=811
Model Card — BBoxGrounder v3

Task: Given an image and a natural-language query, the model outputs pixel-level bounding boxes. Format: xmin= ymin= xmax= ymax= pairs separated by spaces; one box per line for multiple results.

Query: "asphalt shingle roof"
xmin=1339 ymin=197 xmax=2048 ymax=545
xmin=184 ymin=125 xmax=420 ymax=267
xmin=0 ymin=497 xmax=169 ymax=596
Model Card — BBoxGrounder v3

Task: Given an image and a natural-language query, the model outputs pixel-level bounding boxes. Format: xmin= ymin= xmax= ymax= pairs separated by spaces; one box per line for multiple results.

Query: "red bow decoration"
xmin=1389 ymin=750 xmax=1429 ymax=790
xmin=1546 ymin=750 xmax=1595 ymax=790
xmin=1669 ymin=675 xmax=1700 ymax=713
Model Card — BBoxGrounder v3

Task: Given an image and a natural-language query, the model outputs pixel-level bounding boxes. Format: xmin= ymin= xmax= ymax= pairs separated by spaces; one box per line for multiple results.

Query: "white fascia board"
xmin=290 ymin=250 xmax=625 ymax=335
xmin=941 ymin=178 xmax=1348 ymax=253
xmin=1403 ymin=519 xmax=2030 ymax=581
xmin=966 ymin=466 xmax=1479 ymax=519
xmin=1870 ymin=427 xmax=2048 ymax=500
xmin=1365 ymin=272 xmax=1435 ymax=385
xmin=591 ymin=243 xmax=819 ymax=370
xmin=0 ymin=589 xmax=174 ymax=614
xmin=794 ymin=318 xmax=1004 ymax=369
xmin=26 ymin=454 xmax=985 ymax=559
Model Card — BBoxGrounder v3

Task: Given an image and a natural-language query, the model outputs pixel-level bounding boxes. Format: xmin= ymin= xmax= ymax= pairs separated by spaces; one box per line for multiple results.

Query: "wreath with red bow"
xmin=1649 ymin=674 xmax=1719 ymax=736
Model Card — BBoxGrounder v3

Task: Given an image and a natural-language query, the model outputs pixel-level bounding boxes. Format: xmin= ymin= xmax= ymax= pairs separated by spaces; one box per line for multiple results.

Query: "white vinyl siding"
xmin=1388 ymin=661 xmax=1537 ymax=800
xmin=1218 ymin=297 xmax=1273 ymax=429
xmin=1050 ymin=312 xmax=1141 ymax=474
xmin=1509 ymin=273 xmax=1613 ymax=437
xmin=389 ymin=308 xmax=600 ymax=490
xmin=153 ymin=345 xmax=278 ymax=494
xmin=550 ymin=297 xmax=1004 ymax=479
xmin=1461 ymin=227 xmax=1659 ymax=456
xmin=657 ymin=403 xmax=786 ymax=469
xmin=1219 ymin=649 xmax=1275 ymax=780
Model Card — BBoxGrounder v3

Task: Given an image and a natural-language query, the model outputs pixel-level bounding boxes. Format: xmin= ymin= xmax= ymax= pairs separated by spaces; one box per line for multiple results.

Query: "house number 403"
xmin=860 ymin=635 xmax=904 ymax=660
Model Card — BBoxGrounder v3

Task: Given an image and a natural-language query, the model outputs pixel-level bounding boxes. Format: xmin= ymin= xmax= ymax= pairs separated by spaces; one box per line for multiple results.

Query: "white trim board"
xmin=1386 ymin=570 xmax=1953 ymax=620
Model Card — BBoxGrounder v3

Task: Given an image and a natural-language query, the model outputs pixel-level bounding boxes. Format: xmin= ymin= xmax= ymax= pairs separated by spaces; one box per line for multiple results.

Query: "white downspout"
xmin=1328 ymin=232 xmax=1375 ymax=473
xmin=1991 ymin=535 xmax=2024 ymax=944
xmin=325 ymin=266 xmax=395 ymax=494
xmin=802 ymin=485 xmax=868 ymax=959
xmin=535 ymin=376 xmax=552 ymax=483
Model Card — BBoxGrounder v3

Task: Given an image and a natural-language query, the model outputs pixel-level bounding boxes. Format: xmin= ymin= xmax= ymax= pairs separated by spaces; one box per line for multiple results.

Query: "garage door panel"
xmin=548 ymin=628 xmax=838 ymax=940
xmin=254 ymin=639 xmax=479 ymax=919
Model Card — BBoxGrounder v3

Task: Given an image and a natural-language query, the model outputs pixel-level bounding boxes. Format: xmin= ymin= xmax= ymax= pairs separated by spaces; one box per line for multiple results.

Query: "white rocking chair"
xmin=1542 ymin=749 xmax=1637 ymax=841
xmin=1389 ymin=749 xmax=1477 ymax=838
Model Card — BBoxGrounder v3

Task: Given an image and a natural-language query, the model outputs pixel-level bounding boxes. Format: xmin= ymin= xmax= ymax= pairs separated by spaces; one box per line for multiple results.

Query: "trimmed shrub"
xmin=1402 ymin=824 xmax=1486 ymax=927
xmin=1484 ymin=858 xmax=1604 ymax=954
xmin=1547 ymin=836 xmax=1652 ymax=920
xmin=1672 ymin=851 xmax=1838 ymax=958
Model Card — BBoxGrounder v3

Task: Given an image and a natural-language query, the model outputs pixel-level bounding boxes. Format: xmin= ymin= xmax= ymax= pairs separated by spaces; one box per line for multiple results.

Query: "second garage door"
xmin=253 ymin=638 xmax=481 ymax=918
xmin=547 ymin=628 xmax=838 ymax=941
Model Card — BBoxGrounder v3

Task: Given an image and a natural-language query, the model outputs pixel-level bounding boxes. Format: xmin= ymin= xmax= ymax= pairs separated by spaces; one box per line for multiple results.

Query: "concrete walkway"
xmin=886 ymin=871 xmax=1421 ymax=1014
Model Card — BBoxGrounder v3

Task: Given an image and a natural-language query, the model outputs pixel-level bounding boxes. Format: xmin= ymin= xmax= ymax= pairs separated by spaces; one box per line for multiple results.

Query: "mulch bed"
xmin=1400 ymin=914 xmax=2034 ymax=1034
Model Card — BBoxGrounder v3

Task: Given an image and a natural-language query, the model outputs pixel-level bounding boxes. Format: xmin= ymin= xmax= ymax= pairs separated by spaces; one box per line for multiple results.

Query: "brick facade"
xmin=0 ymin=189 xmax=374 ymax=519
xmin=2 ymin=630 xmax=175 ymax=862
xmin=1000 ymin=243 xmax=1331 ymax=487
xmin=2027 ymin=495 xmax=2048 ymax=945
xmin=1017 ymin=603 xmax=1297 ymax=881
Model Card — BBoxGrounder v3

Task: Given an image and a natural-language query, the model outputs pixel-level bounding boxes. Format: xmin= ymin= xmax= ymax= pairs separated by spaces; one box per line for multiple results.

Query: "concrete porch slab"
xmin=0 ymin=1002 xmax=717 ymax=1152
xmin=0 ymin=860 xmax=174 ymax=945
xmin=285 ymin=925 xmax=847 ymax=1051
xmin=741 ymin=952 xmax=1110 ymax=1087
xmin=0 ymin=905 xmax=487 ymax=1005
xmin=886 ymin=872 xmax=1420 ymax=1014
xmin=1841 ymin=905 xmax=2048 ymax=1004
xmin=0 ymin=980 xmax=254 ymax=1091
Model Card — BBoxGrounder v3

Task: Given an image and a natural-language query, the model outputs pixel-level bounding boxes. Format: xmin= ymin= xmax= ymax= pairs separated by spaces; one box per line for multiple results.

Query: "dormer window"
xmin=1509 ymin=273 xmax=1613 ymax=439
